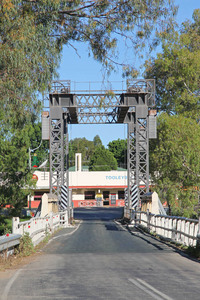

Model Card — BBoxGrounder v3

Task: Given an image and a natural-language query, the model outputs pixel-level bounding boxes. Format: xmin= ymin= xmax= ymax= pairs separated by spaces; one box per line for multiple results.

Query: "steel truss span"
xmin=46 ymin=79 xmax=156 ymax=210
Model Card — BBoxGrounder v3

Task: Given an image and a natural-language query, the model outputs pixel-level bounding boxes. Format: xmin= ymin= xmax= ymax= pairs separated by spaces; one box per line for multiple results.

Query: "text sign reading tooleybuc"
xmin=106 ymin=176 xmax=127 ymax=180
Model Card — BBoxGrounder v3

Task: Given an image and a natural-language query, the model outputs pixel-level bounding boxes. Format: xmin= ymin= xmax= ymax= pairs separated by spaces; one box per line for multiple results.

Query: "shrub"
xmin=19 ymin=232 xmax=34 ymax=256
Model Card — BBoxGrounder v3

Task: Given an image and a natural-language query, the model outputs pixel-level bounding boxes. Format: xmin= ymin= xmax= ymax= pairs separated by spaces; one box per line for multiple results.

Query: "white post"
xmin=197 ymin=216 xmax=200 ymax=247
xmin=49 ymin=212 xmax=53 ymax=232
xmin=12 ymin=217 xmax=20 ymax=234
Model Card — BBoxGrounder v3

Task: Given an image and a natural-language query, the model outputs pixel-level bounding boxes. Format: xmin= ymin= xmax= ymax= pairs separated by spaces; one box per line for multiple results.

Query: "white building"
xmin=30 ymin=154 xmax=127 ymax=209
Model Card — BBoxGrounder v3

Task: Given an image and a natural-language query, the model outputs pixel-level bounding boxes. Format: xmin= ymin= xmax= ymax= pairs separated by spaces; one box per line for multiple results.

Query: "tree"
xmin=145 ymin=9 xmax=200 ymax=119
xmin=145 ymin=9 xmax=200 ymax=217
xmin=150 ymin=113 xmax=200 ymax=218
xmin=51 ymin=0 xmax=177 ymax=73
xmin=89 ymin=146 xmax=117 ymax=171
xmin=69 ymin=138 xmax=95 ymax=166
xmin=108 ymin=139 xmax=127 ymax=168
xmin=29 ymin=123 xmax=49 ymax=168
xmin=93 ymin=135 xmax=102 ymax=148
xmin=0 ymin=124 xmax=33 ymax=215
xmin=0 ymin=1 xmax=62 ymax=212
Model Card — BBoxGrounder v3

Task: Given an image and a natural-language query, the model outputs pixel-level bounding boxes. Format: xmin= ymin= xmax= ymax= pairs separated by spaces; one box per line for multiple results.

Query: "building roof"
xmin=68 ymin=166 xmax=127 ymax=172
xmin=69 ymin=166 xmax=89 ymax=171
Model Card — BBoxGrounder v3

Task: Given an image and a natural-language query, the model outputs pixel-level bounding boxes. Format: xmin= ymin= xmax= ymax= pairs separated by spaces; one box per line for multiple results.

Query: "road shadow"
xmin=125 ymin=223 xmax=200 ymax=263
xmin=74 ymin=207 xmax=124 ymax=221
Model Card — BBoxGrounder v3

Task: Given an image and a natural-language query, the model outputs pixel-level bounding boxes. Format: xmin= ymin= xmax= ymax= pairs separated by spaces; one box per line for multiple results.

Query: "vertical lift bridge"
xmin=42 ymin=79 xmax=156 ymax=210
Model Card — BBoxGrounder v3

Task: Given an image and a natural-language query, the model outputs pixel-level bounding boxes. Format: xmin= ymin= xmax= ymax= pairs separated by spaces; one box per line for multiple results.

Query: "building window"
xmin=118 ymin=191 xmax=125 ymax=199
xmin=84 ymin=191 xmax=95 ymax=200
xmin=34 ymin=192 xmax=43 ymax=201
xmin=103 ymin=191 xmax=110 ymax=200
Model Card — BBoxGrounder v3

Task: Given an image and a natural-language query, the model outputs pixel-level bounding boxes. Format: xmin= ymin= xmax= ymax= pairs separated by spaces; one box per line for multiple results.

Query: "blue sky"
xmin=57 ymin=0 xmax=199 ymax=147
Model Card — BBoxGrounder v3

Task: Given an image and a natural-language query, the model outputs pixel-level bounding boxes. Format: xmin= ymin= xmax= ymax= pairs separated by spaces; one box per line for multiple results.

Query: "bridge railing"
xmin=0 ymin=210 xmax=70 ymax=256
xmin=124 ymin=207 xmax=200 ymax=247
xmin=12 ymin=210 xmax=69 ymax=245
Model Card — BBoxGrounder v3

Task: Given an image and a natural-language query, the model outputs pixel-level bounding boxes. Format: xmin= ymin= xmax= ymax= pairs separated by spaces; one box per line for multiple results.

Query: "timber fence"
xmin=124 ymin=207 xmax=200 ymax=247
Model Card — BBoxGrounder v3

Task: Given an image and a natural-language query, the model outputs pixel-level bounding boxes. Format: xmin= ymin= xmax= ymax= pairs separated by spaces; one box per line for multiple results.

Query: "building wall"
xmin=29 ymin=170 xmax=127 ymax=209
xmin=32 ymin=170 xmax=127 ymax=187
xmin=70 ymin=170 xmax=127 ymax=188
xmin=72 ymin=187 xmax=125 ymax=208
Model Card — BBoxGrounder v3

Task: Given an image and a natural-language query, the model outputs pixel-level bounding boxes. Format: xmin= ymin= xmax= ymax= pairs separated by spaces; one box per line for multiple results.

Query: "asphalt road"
xmin=1 ymin=207 xmax=200 ymax=300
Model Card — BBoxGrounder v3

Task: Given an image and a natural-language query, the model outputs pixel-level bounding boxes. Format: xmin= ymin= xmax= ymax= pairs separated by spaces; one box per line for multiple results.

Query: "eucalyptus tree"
xmin=145 ymin=9 xmax=200 ymax=216
xmin=145 ymin=9 xmax=200 ymax=118
xmin=108 ymin=139 xmax=127 ymax=168
xmin=69 ymin=137 xmax=95 ymax=166
xmin=150 ymin=113 xmax=200 ymax=218
xmin=89 ymin=146 xmax=118 ymax=171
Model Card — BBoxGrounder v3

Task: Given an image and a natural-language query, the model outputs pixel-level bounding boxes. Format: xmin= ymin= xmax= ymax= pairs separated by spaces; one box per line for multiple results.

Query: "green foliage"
xmin=89 ymin=146 xmax=118 ymax=171
xmin=145 ymin=9 xmax=200 ymax=118
xmin=93 ymin=135 xmax=102 ymax=148
xmin=145 ymin=9 xmax=200 ymax=217
xmin=150 ymin=113 xmax=200 ymax=218
xmin=19 ymin=232 xmax=34 ymax=257
xmin=0 ymin=0 xmax=60 ymax=212
xmin=29 ymin=122 xmax=49 ymax=168
xmin=108 ymin=139 xmax=127 ymax=168
xmin=69 ymin=137 xmax=95 ymax=167
xmin=0 ymin=124 xmax=32 ymax=214
xmin=186 ymin=245 xmax=200 ymax=259
xmin=0 ymin=1 xmax=61 ymax=128
xmin=0 ymin=1 xmax=177 ymax=84
xmin=69 ymin=136 xmax=125 ymax=170
xmin=0 ymin=216 xmax=12 ymax=235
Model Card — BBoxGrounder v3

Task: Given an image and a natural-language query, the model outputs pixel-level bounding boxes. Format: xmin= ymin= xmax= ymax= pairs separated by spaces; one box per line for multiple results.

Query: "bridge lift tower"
xmin=42 ymin=79 xmax=157 ymax=211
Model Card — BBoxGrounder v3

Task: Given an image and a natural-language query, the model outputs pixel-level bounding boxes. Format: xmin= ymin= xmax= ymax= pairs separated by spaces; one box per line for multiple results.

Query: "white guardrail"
xmin=0 ymin=210 xmax=69 ymax=255
xmin=124 ymin=207 xmax=200 ymax=247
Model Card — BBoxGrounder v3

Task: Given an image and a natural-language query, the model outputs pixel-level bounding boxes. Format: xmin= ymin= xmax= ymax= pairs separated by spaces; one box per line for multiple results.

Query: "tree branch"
xmin=184 ymin=82 xmax=200 ymax=97
xmin=182 ymin=157 xmax=200 ymax=177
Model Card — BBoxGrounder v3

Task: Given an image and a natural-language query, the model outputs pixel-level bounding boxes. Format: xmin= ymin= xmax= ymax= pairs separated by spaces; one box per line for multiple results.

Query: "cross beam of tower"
xmin=43 ymin=79 xmax=156 ymax=210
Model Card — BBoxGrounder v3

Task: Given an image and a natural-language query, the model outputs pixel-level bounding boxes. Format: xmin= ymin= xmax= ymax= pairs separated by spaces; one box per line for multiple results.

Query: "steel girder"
xmin=76 ymin=94 xmax=121 ymax=124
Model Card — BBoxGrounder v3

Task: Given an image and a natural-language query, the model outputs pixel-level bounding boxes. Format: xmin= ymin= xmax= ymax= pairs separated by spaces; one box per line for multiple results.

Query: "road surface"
xmin=1 ymin=207 xmax=200 ymax=300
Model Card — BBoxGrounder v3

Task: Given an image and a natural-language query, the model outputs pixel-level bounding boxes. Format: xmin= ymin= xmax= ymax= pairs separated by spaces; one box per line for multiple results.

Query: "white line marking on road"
xmin=136 ymin=278 xmax=173 ymax=300
xmin=2 ymin=269 xmax=22 ymax=300
xmin=114 ymin=220 xmax=128 ymax=231
xmin=47 ymin=221 xmax=82 ymax=245
xmin=128 ymin=278 xmax=173 ymax=300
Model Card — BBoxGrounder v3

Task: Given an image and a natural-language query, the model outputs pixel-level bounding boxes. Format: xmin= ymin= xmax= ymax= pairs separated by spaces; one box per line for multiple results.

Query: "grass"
xmin=185 ymin=245 xmax=200 ymax=259
xmin=0 ymin=216 xmax=31 ymax=235
xmin=0 ymin=217 xmax=12 ymax=235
